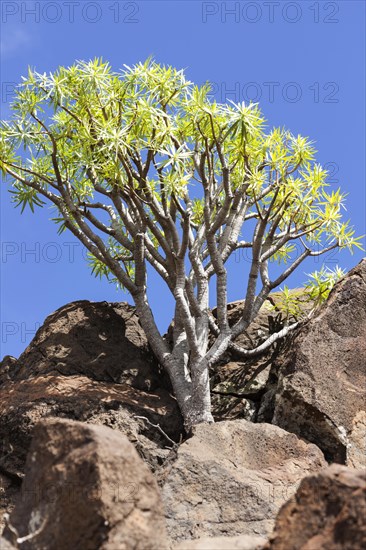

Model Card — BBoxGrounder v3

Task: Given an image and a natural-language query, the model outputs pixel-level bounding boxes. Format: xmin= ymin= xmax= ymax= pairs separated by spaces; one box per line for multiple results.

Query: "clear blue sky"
xmin=1 ymin=0 xmax=365 ymax=358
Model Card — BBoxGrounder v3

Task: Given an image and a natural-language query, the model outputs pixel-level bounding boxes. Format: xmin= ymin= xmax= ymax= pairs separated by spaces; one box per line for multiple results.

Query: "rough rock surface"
xmin=0 ymin=301 xmax=184 ymax=536
xmin=4 ymin=300 xmax=167 ymax=391
xmin=0 ymin=474 xmax=19 ymax=537
xmin=0 ymin=374 xmax=181 ymax=478
xmin=174 ymin=534 xmax=267 ymax=549
xmin=2 ymin=418 xmax=169 ymax=550
xmin=266 ymin=464 xmax=366 ymax=550
xmin=161 ymin=419 xmax=326 ymax=543
xmin=0 ymin=356 xmax=16 ymax=386
xmin=210 ymin=291 xmax=311 ymax=423
xmin=259 ymin=259 xmax=366 ymax=464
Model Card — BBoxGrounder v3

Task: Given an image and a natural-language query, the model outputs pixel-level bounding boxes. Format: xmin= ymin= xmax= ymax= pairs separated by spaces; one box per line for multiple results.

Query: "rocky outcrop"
xmin=0 ymin=374 xmax=181 ymax=478
xmin=0 ymin=301 xmax=184 ymax=536
xmin=210 ymin=291 xmax=311 ymax=423
xmin=266 ymin=464 xmax=366 ymax=549
xmin=2 ymin=419 xmax=169 ymax=550
xmin=0 ymin=356 xmax=16 ymax=386
xmin=3 ymin=300 xmax=167 ymax=391
xmin=174 ymin=534 xmax=267 ymax=549
xmin=161 ymin=419 xmax=326 ymax=543
xmin=0 ymin=474 xmax=19 ymax=537
xmin=211 ymin=260 xmax=366 ymax=459
xmin=259 ymin=260 xmax=366 ymax=464
xmin=1 ymin=263 xmax=365 ymax=546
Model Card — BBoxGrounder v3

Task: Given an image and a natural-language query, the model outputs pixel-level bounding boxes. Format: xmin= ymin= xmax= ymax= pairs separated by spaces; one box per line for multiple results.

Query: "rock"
xmin=0 ymin=301 xmax=184 ymax=535
xmin=0 ymin=375 xmax=182 ymax=536
xmin=0 ymin=473 xmax=20 ymax=537
xmin=0 ymin=356 xmax=16 ymax=386
xmin=212 ymin=391 xmax=257 ymax=423
xmin=259 ymin=260 xmax=366 ymax=464
xmin=211 ymin=357 xmax=273 ymax=423
xmin=161 ymin=419 xmax=326 ymax=543
xmin=266 ymin=464 xmax=366 ymax=549
xmin=174 ymin=534 xmax=267 ymax=549
xmin=0 ymin=374 xmax=182 ymax=480
xmin=2 ymin=418 xmax=169 ymax=550
xmin=210 ymin=291 xmax=311 ymax=423
xmin=8 ymin=300 xmax=168 ymax=392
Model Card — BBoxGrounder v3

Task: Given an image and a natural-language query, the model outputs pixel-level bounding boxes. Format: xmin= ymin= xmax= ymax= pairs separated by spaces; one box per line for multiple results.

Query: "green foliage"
xmin=304 ymin=265 xmax=346 ymax=308
xmin=88 ymin=248 xmax=134 ymax=290
xmin=10 ymin=182 xmax=45 ymax=213
xmin=269 ymin=286 xmax=306 ymax=323
xmin=0 ymin=57 xmax=362 ymax=289
xmin=273 ymin=265 xmax=346 ymax=323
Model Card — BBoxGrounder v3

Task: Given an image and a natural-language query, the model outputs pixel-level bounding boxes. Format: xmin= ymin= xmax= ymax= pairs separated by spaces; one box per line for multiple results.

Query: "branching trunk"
xmin=1 ymin=60 xmax=347 ymax=432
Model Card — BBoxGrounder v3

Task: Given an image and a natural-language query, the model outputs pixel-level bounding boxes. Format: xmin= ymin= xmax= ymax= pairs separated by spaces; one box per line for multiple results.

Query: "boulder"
xmin=2 ymin=418 xmax=169 ymax=550
xmin=161 ymin=419 xmax=326 ymax=543
xmin=210 ymin=291 xmax=312 ymax=423
xmin=5 ymin=300 xmax=167 ymax=391
xmin=266 ymin=464 xmax=366 ymax=549
xmin=0 ymin=376 xmax=182 ymax=538
xmin=0 ymin=301 xmax=184 ymax=536
xmin=174 ymin=534 xmax=267 ymax=549
xmin=0 ymin=374 xmax=182 ymax=480
xmin=259 ymin=259 xmax=366 ymax=464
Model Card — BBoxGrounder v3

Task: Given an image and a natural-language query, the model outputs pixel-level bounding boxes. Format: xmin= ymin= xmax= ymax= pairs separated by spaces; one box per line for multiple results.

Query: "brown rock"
xmin=0 ymin=374 xmax=182 ymax=480
xmin=0 ymin=473 xmax=20 ymax=537
xmin=266 ymin=464 xmax=366 ymax=550
xmin=0 ymin=374 xmax=182 ymax=536
xmin=2 ymin=418 xmax=169 ymax=550
xmin=174 ymin=534 xmax=267 ymax=549
xmin=210 ymin=291 xmax=311 ymax=423
xmin=260 ymin=260 xmax=366 ymax=464
xmin=7 ymin=300 xmax=167 ymax=391
xmin=0 ymin=357 xmax=16 ymax=386
xmin=161 ymin=419 xmax=326 ymax=543
xmin=0 ymin=301 xmax=184 ymax=535
xmin=211 ymin=290 xmax=312 ymax=358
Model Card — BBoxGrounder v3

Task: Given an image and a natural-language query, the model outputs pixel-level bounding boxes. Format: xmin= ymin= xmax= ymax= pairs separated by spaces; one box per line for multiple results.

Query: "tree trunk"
xmin=132 ymin=292 xmax=214 ymax=430
xmin=164 ymin=355 xmax=213 ymax=430
xmin=184 ymin=357 xmax=214 ymax=429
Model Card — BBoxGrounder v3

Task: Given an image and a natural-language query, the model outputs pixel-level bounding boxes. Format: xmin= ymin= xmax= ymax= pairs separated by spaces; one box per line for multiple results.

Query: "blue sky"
xmin=1 ymin=0 xmax=365 ymax=358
